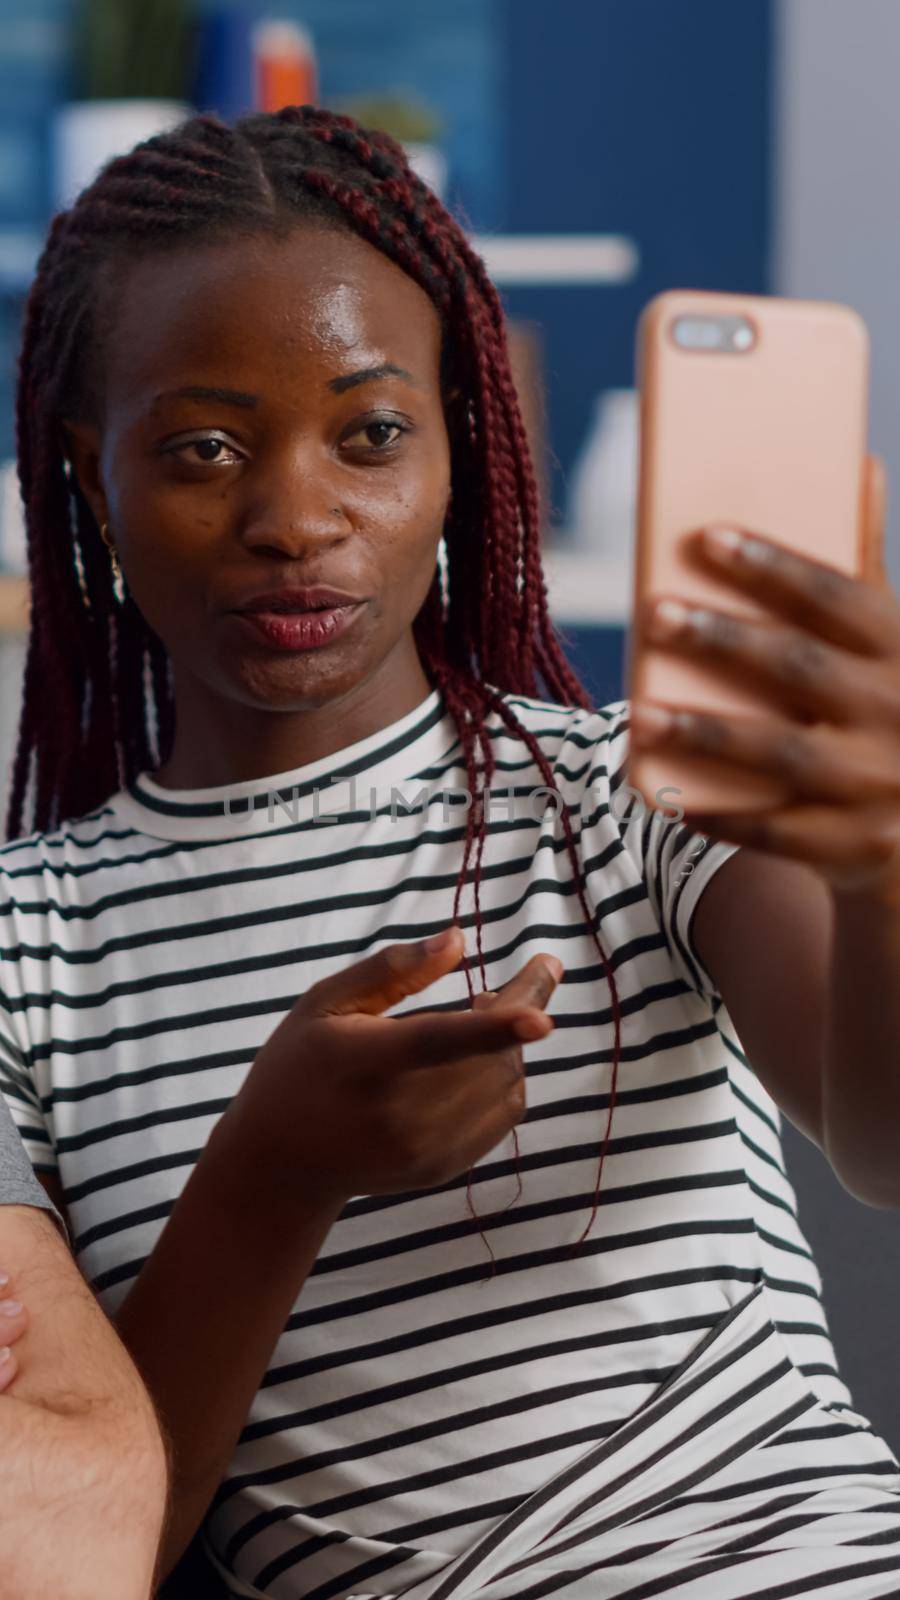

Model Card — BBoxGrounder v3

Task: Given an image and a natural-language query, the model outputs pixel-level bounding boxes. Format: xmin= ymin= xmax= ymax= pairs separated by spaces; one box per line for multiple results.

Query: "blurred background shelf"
xmin=0 ymin=229 xmax=639 ymax=296
xmin=541 ymin=548 xmax=631 ymax=623
xmin=472 ymin=234 xmax=639 ymax=286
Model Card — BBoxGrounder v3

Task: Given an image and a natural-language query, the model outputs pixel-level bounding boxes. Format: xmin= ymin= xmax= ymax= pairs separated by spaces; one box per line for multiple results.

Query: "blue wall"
xmin=498 ymin=0 xmax=773 ymax=524
xmin=0 ymin=0 xmax=772 ymax=519
xmin=0 ymin=0 xmax=505 ymax=462
xmin=190 ymin=0 xmax=506 ymax=232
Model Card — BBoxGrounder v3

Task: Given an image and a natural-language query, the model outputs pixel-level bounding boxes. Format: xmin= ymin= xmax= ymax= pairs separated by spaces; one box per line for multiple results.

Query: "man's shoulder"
xmin=0 ymin=1090 xmax=59 ymax=1221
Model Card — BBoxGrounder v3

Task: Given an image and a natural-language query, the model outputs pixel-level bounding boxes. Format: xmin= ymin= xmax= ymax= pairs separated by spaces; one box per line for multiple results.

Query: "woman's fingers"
xmin=396 ymin=1003 xmax=554 ymax=1071
xmin=302 ymin=927 xmax=466 ymax=1019
xmin=637 ymin=709 xmax=900 ymax=807
xmin=471 ymin=954 xmax=564 ymax=1015
xmin=299 ymin=938 xmax=564 ymax=1038
xmin=356 ymin=954 xmax=565 ymax=1070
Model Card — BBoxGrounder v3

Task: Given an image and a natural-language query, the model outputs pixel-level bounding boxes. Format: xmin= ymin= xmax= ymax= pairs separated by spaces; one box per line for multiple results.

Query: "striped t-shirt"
xmin=0 ymin=688 xmax=863 ymax=1599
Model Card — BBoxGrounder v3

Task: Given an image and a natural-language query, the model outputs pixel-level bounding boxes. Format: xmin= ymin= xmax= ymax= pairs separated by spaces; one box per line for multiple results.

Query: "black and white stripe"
xmin=2 ymin=689 xmax=897 ymax=1598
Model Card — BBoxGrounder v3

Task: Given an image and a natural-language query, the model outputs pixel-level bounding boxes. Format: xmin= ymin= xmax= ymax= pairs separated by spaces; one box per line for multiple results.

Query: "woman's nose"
xmin=239 ymin=502 xmax=349 ymax=560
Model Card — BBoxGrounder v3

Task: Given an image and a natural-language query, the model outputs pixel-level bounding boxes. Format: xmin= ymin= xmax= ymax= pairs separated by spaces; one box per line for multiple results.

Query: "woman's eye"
xmin=164 ymin=419 xmax=408 ymax=467
xmin=346 ymin=420 xmax=408 ymax=452
xmin=167 ymin=436 xmax=241 ymax=467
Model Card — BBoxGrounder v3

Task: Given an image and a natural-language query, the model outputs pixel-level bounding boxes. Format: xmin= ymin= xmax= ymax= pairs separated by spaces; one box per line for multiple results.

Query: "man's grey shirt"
xmin=0 ymin=1090 xmax=62 ymax=1224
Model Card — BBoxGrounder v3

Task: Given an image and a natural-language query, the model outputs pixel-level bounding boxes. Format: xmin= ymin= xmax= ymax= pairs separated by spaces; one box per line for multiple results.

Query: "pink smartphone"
xmin=625 ymin=289 xmax=870 ymax=814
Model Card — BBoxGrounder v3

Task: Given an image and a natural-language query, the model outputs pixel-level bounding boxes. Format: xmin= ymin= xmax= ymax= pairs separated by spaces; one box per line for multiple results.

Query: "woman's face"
xmin=64 ymin=223 xmax=455 ymax=779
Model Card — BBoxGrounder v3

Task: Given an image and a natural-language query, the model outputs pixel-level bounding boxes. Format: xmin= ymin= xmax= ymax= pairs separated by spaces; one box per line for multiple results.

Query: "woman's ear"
xmin=60 ymin=417 xmax=108 ymax=530
xmin=443 ymin=386 xmax=469 ymax=449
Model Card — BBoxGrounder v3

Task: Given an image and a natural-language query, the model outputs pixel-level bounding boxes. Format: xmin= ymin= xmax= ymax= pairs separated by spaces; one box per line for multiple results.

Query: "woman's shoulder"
xmin=0 ymin=826 xmax=50 ymax=905
xmin=0 ymin=797 xmax=122 ymax=908
xmin=485 ymin=688 xmax=630 ymax=789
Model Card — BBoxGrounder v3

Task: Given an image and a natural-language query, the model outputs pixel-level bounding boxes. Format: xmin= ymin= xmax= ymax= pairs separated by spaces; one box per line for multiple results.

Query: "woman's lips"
xmin=233 ymin=603 xmax=365 ymax=652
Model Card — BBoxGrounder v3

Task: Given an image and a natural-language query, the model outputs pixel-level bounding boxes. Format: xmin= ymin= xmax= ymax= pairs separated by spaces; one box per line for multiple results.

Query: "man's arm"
xmin=0 ymin=1200 xmax=169 ymax=1600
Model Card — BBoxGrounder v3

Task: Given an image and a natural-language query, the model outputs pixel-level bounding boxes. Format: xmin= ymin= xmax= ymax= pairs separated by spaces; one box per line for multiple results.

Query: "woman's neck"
xmin=152 ymin=653 xmax=434 ymax=791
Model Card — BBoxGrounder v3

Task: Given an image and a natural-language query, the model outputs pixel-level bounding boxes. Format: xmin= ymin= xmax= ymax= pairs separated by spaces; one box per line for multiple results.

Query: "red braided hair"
xmin=7 ymin=105 xmax=622 ymax=1275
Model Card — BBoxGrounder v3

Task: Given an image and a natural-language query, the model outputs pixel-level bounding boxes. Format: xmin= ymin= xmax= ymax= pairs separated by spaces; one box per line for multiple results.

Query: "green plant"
xmin=72 ymin=0 xmax=195 ymax=100
xmin=330 ymin=91 xmax=443 ymax=145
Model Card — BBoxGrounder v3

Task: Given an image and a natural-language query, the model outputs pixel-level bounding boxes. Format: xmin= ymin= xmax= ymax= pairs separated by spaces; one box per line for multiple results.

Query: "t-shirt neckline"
xmin=107 ymin=687 xmax=458 ymax=842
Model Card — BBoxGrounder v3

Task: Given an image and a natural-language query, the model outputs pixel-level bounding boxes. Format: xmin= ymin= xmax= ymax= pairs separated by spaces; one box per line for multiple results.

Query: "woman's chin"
xmin=217 ymin=638 xmax=372 ymax=712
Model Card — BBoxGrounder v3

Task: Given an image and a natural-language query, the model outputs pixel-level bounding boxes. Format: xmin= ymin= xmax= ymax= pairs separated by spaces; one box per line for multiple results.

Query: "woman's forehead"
xmin=103 ymin=226 xmax=444 ymax=401
xmin=114 ymin=227 xmax=439 ymax=340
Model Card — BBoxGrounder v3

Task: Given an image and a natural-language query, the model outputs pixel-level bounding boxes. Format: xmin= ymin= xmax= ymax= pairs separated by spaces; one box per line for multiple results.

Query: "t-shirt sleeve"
xmin=0 ymin=860 xmax=59 ymax=1181
xmin=579 ymin=699 xmax=742 ymax=1006
xmin=0 ymin=981 xmax=57 ymax=1172
xmin=0 ymin=867 xmax=67 ymax=1238
xmin=0 ymin=1065 xmax=63 ymax=1228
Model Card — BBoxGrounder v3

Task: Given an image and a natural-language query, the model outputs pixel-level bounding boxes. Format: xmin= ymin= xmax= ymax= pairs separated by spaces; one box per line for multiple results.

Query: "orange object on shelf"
xmin=0 ymin=575 xmax=29 ymax=634
xmin=253 ymin=21 xmax=318 ymax=113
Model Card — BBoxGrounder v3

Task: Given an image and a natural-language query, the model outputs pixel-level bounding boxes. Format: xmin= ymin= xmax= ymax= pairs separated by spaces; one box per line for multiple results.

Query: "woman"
xmin=3 ymin=103 xmax=900 ymax=1599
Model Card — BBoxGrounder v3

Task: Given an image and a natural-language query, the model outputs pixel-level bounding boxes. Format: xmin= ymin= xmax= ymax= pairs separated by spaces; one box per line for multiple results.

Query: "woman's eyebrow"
xmin=149 ymin=364 xmax=419 ymax=412
xmin=329 ymin=363 xmax=419 ymax=394
xmin=150 ymin=386 xmax=259 ymax=411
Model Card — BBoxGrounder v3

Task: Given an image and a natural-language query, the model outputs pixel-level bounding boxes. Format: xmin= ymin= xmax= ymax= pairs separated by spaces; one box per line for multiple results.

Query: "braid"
xmin=7 ymin=104 xmax=623 ymax=1274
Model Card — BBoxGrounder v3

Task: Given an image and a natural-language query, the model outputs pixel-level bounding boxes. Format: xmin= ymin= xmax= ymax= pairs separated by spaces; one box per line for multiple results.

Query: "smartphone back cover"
xmin=626 ymin=289 xmax=869 ymax=814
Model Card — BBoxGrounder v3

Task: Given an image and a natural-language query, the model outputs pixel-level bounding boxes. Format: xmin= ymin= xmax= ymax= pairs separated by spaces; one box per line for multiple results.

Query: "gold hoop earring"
xmin=99 ymin=521 xmax=126 ymax=605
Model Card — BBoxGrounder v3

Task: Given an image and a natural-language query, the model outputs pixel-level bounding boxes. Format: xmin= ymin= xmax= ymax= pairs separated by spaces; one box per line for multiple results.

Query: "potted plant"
xmin=330 ymin=92 xmax=448 ymax=200
xmin=51 ymin=0 xmax=195 ymax=213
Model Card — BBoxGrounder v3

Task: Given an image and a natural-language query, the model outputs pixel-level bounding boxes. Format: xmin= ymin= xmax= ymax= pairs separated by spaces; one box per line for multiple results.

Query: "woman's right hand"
xmin=233 ymin=926 xmax=563 ymax=1208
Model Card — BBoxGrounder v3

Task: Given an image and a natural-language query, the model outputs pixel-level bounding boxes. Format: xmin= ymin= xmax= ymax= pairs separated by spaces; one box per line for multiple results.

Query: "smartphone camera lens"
xmin=671 ymin=315 xmax=756 ymax=354
xmin=673 ymin=317 xmax=721 ymax=350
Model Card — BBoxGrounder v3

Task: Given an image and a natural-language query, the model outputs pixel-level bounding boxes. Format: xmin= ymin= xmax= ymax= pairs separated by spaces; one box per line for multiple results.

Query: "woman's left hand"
xmin=629 ymin=455 xmax=900 ymax=903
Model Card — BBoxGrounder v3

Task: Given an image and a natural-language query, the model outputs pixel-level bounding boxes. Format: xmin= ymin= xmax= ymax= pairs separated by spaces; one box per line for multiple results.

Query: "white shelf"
xmin=543 ymin=547 xmax=632 ymax=625
xmin=471 ymin=234 xmax=639 ymax=286
xmin=1 ymin=228 xmax=640 ymax=296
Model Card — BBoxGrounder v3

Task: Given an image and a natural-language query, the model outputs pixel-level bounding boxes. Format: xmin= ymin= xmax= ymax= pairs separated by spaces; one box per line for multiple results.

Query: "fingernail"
xmin=515 ymin=1013 xmax=549 ymax=1041
xmin=0 ymin=1275 xmax=9 ymax=1291
xmin=0 ymin=1301 xmax=22 ymax=1318
xmin=704 ymin=527 xmax=744 ymax=557
xmin=0 ymin=1348 xmax=10 ymax=1365
xmin=738 ymin=536 xmax=771 ymax=563
xmin=630 ymin=703 xmax=675 ymax=740
xmin=545 ymin=957 xmax=564 ymax=982
xmin=648 ymin=599 xmax=689 ymax=637
xmin=390 ymin=932 xmax=458 ymax=972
